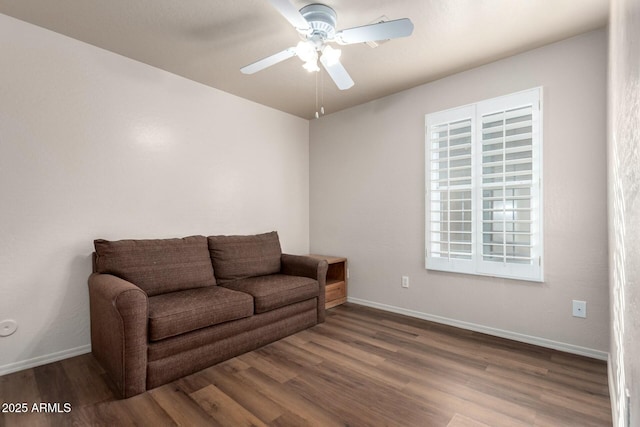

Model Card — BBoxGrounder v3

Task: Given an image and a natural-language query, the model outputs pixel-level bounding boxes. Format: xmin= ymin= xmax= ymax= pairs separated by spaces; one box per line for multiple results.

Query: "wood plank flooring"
xmin=0 ymin=303 xmax=611 ymax=426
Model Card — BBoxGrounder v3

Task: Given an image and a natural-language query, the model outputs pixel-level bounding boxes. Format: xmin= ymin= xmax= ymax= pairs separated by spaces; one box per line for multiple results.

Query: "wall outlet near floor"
xmin=0 ymin=319 xmax=18 ymax=337
xmin=572 ymin=300 xmax=587 ymax=318
xmin=401 ymin=276 xmax=409 ymax=288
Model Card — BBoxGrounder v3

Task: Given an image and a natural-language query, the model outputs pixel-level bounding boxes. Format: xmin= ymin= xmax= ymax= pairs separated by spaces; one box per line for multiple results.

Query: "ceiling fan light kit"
xmin=321 ymin=45 xmax=341 ymax=66
xmin=241 ymin=0 xmax=414 ymax=92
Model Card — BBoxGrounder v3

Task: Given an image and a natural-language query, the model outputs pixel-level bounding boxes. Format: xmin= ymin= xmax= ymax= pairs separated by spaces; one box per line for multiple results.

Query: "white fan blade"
xmin=266 ymin=0 xmax=310 ymax=30
xmin=241 ymin=48 xmax=296 ymax=74
xmin=320 ymin=55 xmax=354 ymax=90
xmin=335 ymin=18 xmax=414 ymax=45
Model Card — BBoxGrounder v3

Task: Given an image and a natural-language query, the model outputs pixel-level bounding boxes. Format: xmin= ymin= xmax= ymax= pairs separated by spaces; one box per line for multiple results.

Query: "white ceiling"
xmin=0 ymin=0 xmax=609 ymax=119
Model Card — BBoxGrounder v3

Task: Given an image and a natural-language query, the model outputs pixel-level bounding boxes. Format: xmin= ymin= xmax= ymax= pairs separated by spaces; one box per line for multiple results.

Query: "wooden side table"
xmin=309 ymin=255 xmax=347 ymax=309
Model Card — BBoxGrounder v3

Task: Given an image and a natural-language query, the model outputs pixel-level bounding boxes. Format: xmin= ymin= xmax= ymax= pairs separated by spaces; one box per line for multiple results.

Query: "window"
xmin=425 ymin=88 xmax=543 ymax=282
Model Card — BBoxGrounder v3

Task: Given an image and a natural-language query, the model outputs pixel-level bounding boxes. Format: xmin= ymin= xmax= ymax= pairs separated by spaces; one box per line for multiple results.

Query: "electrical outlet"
xmin=572 ymin=300 xmax=587 ymax=318
xmin=401 ymin=276 xmax=409 ymax=288
xmin=0 ymin=319 xmax=18 ymax=337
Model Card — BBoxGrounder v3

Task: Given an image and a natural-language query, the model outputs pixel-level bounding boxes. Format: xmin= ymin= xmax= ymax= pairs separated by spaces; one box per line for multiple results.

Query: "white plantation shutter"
xmin=426 ymin=106 xmax=475 ymax=274
xmin=426 ymin=88 xmax=543 ymax=282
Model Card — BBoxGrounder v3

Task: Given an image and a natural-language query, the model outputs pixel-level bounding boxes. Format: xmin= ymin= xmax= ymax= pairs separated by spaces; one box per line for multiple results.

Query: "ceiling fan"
xmin=240 ymin=0 xmax=414 ymax=90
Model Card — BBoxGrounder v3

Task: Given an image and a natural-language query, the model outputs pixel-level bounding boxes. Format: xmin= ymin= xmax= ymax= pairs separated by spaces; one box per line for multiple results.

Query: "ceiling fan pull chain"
xmin=320 ymin=69 xmax=325 ymax=116
xmin=315 ymin=71 xmax=320 ymax=119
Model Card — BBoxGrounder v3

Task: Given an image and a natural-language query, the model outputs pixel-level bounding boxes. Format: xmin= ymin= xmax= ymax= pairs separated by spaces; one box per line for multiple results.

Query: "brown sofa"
xmin=88 ymin=231 xmax=328 ymax=398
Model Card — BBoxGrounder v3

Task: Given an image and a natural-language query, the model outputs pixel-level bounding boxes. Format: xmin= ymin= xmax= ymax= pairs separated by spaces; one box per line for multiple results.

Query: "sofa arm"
xmin=88 ymin=273 xmax=148 ymax=398
xmin=281 ymin=254 xmax=328 ymax=323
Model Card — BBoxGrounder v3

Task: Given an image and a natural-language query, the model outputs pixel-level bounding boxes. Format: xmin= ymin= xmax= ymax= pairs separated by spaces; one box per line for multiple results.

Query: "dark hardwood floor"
xmin=0 ymin=303 xmax=612 ymax=426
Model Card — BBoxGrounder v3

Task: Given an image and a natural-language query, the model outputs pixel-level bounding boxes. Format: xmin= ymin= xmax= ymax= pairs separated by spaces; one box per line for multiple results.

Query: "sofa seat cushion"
xmin=94 ymin=236 xmax=216 ymax=297
xmin=221 ymin=274 xmax=319 ymax=314
xmin=148 ymin=286 xmax=254 ymax=341
xmin=207 ymin=232 xmax=282 ymax=284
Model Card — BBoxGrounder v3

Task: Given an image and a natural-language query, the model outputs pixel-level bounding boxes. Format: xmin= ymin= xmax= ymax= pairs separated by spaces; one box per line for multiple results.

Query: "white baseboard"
xmin=0 ymin=298 xmax=608 ymax=377
xmin=0 ymin=344 xmax=91 ymax=377
xmin=347 ymin=297 xmax=608 ymax=361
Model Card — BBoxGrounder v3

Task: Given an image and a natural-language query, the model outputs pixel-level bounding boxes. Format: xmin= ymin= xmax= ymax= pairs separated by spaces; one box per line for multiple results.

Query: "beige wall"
xmin=608 ymin=0 xmax=640 ymax=425
xmin=0 ymin=14 xmax=309 ymax=374
xmin=310 ymin=29 xmax=609 ymax=356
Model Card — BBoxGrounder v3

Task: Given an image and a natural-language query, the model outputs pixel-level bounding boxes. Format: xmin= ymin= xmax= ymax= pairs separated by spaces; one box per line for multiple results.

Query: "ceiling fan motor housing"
xmin=300 ymin=4 xmax=337 ymax=43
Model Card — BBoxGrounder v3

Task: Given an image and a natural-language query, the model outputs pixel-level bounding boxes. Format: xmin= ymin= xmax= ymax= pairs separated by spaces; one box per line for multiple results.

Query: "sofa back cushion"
xmin=94 ymin=235 xmax=216 ymax=296
xmin=208 ymin=231 xmax=282 ymax=284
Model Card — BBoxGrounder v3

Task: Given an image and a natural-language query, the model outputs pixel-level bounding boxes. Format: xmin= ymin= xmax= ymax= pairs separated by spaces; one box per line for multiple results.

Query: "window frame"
xmin=425 ymin=87 xmax=544 ymax=282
